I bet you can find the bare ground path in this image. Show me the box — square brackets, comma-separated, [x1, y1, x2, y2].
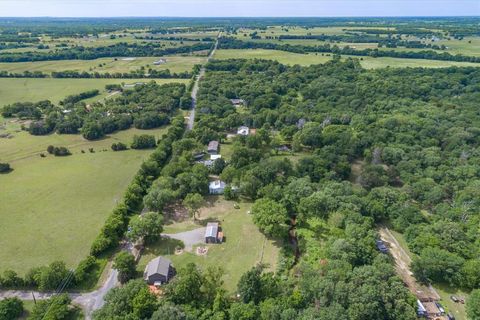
[378, 226, 440, 301]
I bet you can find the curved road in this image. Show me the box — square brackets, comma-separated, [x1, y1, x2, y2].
[0, 266, 118, 320]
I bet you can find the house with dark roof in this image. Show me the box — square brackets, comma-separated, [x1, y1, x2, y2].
[207, 141, 219, 154]
[143, 256, 175, 286]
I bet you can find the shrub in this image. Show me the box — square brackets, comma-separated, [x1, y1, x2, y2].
[82, 121, 104, 140]
[111, 142, 128, 151]
[47, 145, 55, 154]
[0, 163, 11, 173]
[131, 134, 156, 149]
[53, 147, 71, 156]
[0, 297, 23, 320]
[74, 256, 97, 284]
[30, 294, 72, 320]
[0, 270, 23, 288]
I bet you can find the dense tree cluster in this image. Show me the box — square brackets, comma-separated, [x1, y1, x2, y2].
[144, 58, 479, 318]
[90, 116, 185, 256]
[2, 82, 185, 140]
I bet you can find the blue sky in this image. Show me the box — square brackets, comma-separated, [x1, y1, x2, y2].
[0, 0, 478, 17]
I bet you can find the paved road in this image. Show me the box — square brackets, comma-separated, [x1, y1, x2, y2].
[0, 267, 118, 320]
[73, 268, 119, 319]
[187, 34, 220, 131]
[162, 227, 206, 251]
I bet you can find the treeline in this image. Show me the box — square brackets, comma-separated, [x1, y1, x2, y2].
[0, 68, 192, 79]
[90, 116, 186, 256]
[218, 37, 480, 63]
[0, 41, 213, 62]
[275, 34, 446, 50]
[60, 89, 99, 105]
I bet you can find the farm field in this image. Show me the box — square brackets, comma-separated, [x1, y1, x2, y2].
[138, 198, 280, 292]
[215, 49, 480, 68]
[0, 126, 169, 274]
[0, 78, 189, 105]
[0, 55, 206, 74]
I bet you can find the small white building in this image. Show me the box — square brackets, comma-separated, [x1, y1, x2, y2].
[210, 154, 222, 160]
[209, 180, 226, 195]
[230, 99, 245, 107]
[153, 58, 167, 65]
[237, 126, 249, 136]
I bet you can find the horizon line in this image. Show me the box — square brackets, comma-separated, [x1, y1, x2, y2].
[0, 15, 479, 18]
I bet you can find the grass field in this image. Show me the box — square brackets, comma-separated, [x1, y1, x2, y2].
[0, 78, 188, 105]
[138, 198, 280, 292]
[215, 49, 480, 69]
[0, 55, 206, 74]
[0, 126, 169, 274]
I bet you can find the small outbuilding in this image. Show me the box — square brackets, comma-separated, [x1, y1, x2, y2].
[143, 256, 175, 286]
[210, 154, 222, 160]
[207, 141, 219, 154]
[205, 222, 223, 243]
[237, 126, 249, 136]
[230, 99, 245, 107]
[209, 180, 226, 194]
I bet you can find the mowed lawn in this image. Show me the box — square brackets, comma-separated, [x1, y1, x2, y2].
[214, 49, 480, 69]
[0, 55, 206, 74]
[0, 126, 168, 274]
[138, 198, 280, 292]
[0, 78, 188, 105]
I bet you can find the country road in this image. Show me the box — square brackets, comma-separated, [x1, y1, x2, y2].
[0, 266, 118, 320]
[187, 33, 220, 131]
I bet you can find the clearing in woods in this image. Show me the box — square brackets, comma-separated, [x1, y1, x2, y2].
[137, 197, 280, 292]
[379, 226, 468, 320]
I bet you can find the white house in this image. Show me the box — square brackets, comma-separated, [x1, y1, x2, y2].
[237, 126, 249, 136]
[210, 154, 222, 160]
[209, 180, 226, 195]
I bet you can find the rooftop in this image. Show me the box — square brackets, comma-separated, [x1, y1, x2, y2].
[144, 256, 172, 278]
[205, 222, 219, 238]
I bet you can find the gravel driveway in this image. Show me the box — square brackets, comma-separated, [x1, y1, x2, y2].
[162, 227, 206, 251]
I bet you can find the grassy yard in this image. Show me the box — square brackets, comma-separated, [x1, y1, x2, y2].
[0, 55, 206, 74]
[0, 78, 188, 105]
[138, 198, 280, 292]
[0, 126, 168, 274]
[215, 49, 480, 69]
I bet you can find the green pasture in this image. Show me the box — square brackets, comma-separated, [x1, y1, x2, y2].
[0, 78, 188, 105]
[0, 126, 168, 274]
[214, 49, 480, 69]
[138, 198, 280, 292]
[0, 55, 206, 75]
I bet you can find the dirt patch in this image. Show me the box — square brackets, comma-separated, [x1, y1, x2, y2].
[163, 203, 190, 223]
